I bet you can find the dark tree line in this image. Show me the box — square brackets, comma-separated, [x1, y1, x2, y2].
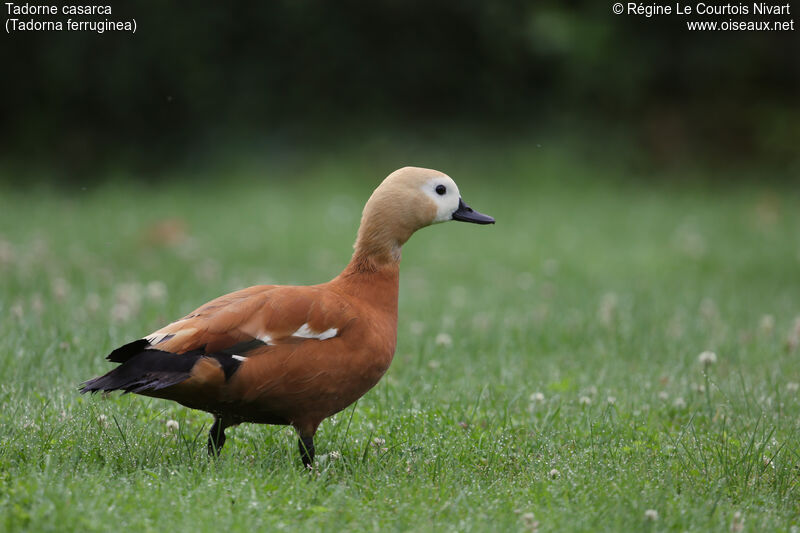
[1, 0, 796, 175]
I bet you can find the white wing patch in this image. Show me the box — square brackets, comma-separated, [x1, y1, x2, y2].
[291, 323, 338, 340]
[145, 332, 171, 346]
[292, 324, 315, 338]
[316, 328, 339, 340]
[231, 355, 246, 361]
[258, 334, 273, 345]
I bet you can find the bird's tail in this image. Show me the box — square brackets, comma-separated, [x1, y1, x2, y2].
[80, 344, 199, 394]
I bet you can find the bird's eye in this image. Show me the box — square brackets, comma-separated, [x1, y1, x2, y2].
[435, 185, 446, 196]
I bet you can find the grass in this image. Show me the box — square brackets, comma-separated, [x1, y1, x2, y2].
[1, 144, 799, 532]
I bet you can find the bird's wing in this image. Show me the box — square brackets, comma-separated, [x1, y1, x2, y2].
[82, 284, 356, 394]
[139, 284, 353, 357]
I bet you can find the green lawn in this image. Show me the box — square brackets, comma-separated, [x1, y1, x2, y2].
[1, 148, 799, 532]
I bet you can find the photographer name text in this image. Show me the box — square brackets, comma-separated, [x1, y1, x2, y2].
[623, 2, 790, 16]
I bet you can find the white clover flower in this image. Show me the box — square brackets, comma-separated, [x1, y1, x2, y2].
[673, 225, 706, 258]
[165, 419, 179, 433]
[792, 316, 800, 335]
[787, 317, 800, 352]
[548, 468, 560, 479]
[644, 509, 659, 521]
[97, 414, 109, 427]
[0, 239, 15, 265]
[146, 281, 167, 301]
[329, 450, 341, 460]
[435, 332, 453, 347]
[52, 278, 69, 300]
[787, 382, 799, 393]
[730, 511, 744, 533]
[530, 392, 545, 403]
[698, 350, 717, 365]
[673, 397, 687, 409]
[607, 396, 616, 405]
[579, 396, 592, 406]
[194, 258, 221, 282]
[85, 293, 101, 313]
[111, 303, 134, 324]
[658, 391, 669, 401]
[372, 437, 386, 447]
[598, 292, 618, 326]
[31, 294, 44, 315]
[521, 512, 539, 531]
[115, 282, 142, 307]
[759, 314, 775, 335]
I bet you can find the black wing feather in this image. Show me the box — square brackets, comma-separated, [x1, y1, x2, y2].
[106, 338, 150, 363]
[80, 346, 245, 394]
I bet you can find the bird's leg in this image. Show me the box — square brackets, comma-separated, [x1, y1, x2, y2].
[298, 436, 315, 468]
[208, 416, 227, 457]
[294, 422, 319, 468]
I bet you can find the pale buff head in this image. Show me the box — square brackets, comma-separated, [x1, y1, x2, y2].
[354, 167, 494, 262]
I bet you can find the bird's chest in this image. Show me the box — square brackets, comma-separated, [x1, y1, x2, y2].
[298, 314, 398, 416]
[336, 314, 397, 390]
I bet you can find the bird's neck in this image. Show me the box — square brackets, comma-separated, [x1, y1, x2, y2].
[333, 250, 400, 316]
[351, 200, 418, 266]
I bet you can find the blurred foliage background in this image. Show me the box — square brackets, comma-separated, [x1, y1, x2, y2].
[1, 0, 797, 180]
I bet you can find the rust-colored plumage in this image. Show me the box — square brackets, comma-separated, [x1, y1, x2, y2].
[82, 167, 494, 466]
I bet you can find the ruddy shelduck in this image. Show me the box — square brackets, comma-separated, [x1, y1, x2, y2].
[82, 167, 494, 466]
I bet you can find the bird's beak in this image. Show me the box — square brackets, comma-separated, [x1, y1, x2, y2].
[452, 198, 495, 224]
